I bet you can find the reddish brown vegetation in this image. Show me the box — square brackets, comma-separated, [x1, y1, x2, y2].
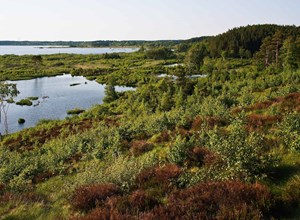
[135, 164, 182, 193]
[32, 171, 55, 184]
[248, 92, 300, 112]
[0, 183, 5, 193]
[74, 190, 159, 220]
[205, 116, 228, 128]
[73, 207, 131, 220]
[128, 190, 159, 212]
[104, 117, 119, 127]
[77, 181, 272, 220]
[107, 190, 159, 214]
[175, 127, 190, 137]
[130, 140, 154, 156]
[250, 100, 274, 111]
[191, 116, 228, 130]
[154, 130, 170, 143]
[71, 183, 120, 211]
[141, 181, 272, 220]
[246, 114, 281, 131]
[191, 116, 203, 131]
[187, 147, 219, 167]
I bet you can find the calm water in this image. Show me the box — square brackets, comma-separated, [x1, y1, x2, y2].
[0, 46, 138, 55]
[1, 74, 133, 133]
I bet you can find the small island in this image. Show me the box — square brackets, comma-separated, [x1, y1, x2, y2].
[18, 118, 25, 124]
[16, 99, 33, 106]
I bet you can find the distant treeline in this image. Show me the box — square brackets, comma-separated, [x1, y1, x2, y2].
[0, 40, 184, 48]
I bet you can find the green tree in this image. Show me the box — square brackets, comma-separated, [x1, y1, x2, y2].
[145, 47, 174, 60]
[281, 37, 300, 70]
[0, 82, 19, 134]
[103, 85, 118, 103]
[185, 43, 208, 72]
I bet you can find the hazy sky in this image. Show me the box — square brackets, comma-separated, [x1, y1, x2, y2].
[0, 0, 299, 41]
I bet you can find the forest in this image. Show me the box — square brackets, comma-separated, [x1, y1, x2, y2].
[0, 24, 300, 219]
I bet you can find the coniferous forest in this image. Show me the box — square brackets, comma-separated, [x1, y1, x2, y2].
[0, 24, 300, 219]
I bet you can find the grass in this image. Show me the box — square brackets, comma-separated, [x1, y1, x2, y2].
[67, 108, 85, 115]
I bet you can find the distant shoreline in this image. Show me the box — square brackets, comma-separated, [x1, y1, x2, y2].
[0, 45, 141, 49]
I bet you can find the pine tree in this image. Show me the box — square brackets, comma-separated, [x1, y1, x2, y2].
[103, 85, 118, 103]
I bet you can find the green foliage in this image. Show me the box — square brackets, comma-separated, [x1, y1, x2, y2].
[185, 42, 208, 72]
[207, 119, 279, 181]
[278, 113, 300, 152]
[0, 24, 300, 219]
[103, 85, 118, 103]
[167, 136, 190, 165]
[145, 47, 175, 60]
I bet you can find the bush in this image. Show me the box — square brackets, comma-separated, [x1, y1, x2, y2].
[130, 140, 154, 156]
[135, 164, 182, 193]
[74, 207, 130, 220]
[278, 113, 300, 152]
[141, 181, 272, 220]
[187, 147, 218, 167]
[71, 183, 120, 211]
[246, 114, 281, 131]
[128, 190, 159, 212]
[145, 47, 174, 60]
[167, 136, 190, 165]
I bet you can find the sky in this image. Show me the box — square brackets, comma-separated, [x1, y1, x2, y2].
[0, 0, 299, 41]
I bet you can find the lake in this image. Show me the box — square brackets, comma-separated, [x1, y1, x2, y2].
[1, 74, 134, 134]
[0, 46, 138, 55]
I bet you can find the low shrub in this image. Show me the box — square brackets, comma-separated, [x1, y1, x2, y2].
[130, 140, 154, 156]
[247, 114, 281, 131]
[135, 164, 182, 192]
[187, 147, 218, 167]
[128, 190, 159, 212]
[74, 207, 130, 220]
[191, 116, 203, 131]
[141, 181, 272, 220]
[71, 183, 121, 211]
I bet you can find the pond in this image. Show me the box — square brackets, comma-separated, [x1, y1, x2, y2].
[1, 74, 134, 133]
[0, 46, 138, 55]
